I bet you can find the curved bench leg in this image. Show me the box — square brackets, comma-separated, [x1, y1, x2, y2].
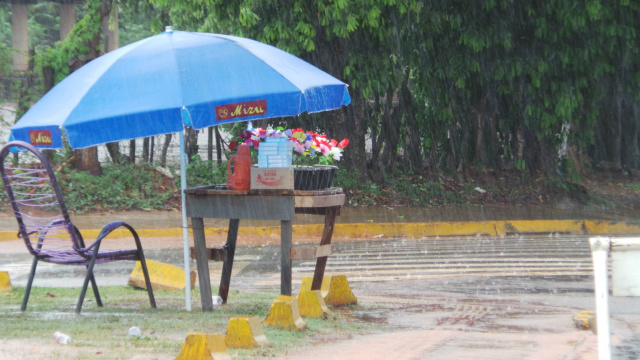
[127, 224, 156, 309]
[21, 257, 38, 311]
[77, 246, 100, 314]
[138, 255, 156, 308]
[87, 268, 102, 307]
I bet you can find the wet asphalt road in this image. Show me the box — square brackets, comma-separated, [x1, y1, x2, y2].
[2, 234, 640, 359]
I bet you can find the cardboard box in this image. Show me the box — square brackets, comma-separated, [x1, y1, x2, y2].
[251, 167, 294, 190]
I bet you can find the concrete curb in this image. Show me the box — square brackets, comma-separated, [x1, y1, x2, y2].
[1, 219, 639, 242]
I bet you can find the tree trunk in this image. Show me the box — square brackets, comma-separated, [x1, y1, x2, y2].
[207, 127, 213, 162]
[633, 101, 640, 169]
[380, 86, 401, 173]
[67, 0, 114, 174]
[621, 97, 640, 169]
[613, 74, 623, 168]
[160, 134, 172, 167]
[149, 136, 155, 163]
[129, 139, 136, 163]
[142, 138, 150, 163]
[369, 95, 383, 176]
[185, 128, 199, 160]
[215, 126, 223, 163]
[342, 94, 368, 179]
[475, 111, 484, 165]
[446, 101, 459, 171]
[459, 116, 470, 175]
[399, 77, 423, 174]
[72, 147, 101, 176]
[105, 142, 123, 164]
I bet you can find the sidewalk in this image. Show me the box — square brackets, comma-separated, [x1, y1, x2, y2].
[1, 205, 640, 244]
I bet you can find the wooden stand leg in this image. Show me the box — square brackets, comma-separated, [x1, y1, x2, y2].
[219, 219, 239, 304]
[281, 220, 293, 296]
[192, 217, 213, 311]
[311, 207, 338, 291]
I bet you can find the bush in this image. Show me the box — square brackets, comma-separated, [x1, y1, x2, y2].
[170, 155, 227, 189]
[57, 163, 175, 213]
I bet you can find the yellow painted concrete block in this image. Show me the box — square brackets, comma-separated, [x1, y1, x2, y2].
[128, 259, 196, 291]
[300, 277, 330, 298]
[324, 275, 358, 306]
[225, 316, 269, 348]
[573, 310, 595, 330]
[262, 295, 306, 330]
[297, 290, 331, 318]
[0, 271, 11, 293]
[584, 220, 640, 235]
[300, 275, 357, 306]
[174, 333, 230, 360]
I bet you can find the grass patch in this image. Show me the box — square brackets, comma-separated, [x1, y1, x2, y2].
[0, 286, 384, 359]
[625, 183, 640, 192]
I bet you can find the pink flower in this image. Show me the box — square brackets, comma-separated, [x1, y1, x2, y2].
[319, 144, 330, 156]
[294, 143, 305, 153]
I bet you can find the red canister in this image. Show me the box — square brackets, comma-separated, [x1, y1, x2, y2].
[227, 144, 252, 190]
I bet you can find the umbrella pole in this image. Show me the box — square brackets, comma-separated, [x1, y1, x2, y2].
[179, 130, 192, 311]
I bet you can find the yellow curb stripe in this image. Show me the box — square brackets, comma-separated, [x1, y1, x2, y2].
[1, 220, 639, 242]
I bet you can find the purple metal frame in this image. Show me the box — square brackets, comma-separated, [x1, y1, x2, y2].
[0, 141, 156, 313]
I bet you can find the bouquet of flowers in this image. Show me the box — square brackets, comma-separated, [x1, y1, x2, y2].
[228, 126, 348, 165]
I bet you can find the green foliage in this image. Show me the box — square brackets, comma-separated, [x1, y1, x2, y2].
[4, 0, 640, 196]
[171, 155, 227, 188]
[38, 0, 104, 84]
[119, 0, 162, 45]
[335, 168, 377, 206]
[57, 162, 174, 213]
[388, 175, 460, 206]
[0, 4, 11, 77]
[626, 183, 640, 192]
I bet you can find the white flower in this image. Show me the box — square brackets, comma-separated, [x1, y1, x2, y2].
[329, 147, 343, 161]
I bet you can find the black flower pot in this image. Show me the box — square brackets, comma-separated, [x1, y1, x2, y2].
[293, 165, 338, 190]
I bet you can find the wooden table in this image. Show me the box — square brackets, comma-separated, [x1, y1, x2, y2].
[185, 186, 345, 311]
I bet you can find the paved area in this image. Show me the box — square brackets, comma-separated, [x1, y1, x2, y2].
[2, 206, 640, 359]
[3, 231, 640, 359]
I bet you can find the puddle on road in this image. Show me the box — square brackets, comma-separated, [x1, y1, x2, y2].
[333, 307, 389, 325]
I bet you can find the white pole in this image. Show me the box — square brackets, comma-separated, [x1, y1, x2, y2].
[179, 130, 192, 311]
[590, 237, 611, 360]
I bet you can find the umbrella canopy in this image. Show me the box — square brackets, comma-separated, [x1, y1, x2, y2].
[10, 28, 350, 311]
[11, 29, 350, 149]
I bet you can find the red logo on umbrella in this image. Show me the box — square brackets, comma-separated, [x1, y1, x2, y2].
[216, 100, 267, 121]
[29, 130, 53, 145]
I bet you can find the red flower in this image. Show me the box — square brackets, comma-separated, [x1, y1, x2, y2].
[228, 141, 239, 150]
[338, 138, 349, 149]
[252, 139, 260, 149]
[329, 139, 338, 147]
[239, 130, 252, 140]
